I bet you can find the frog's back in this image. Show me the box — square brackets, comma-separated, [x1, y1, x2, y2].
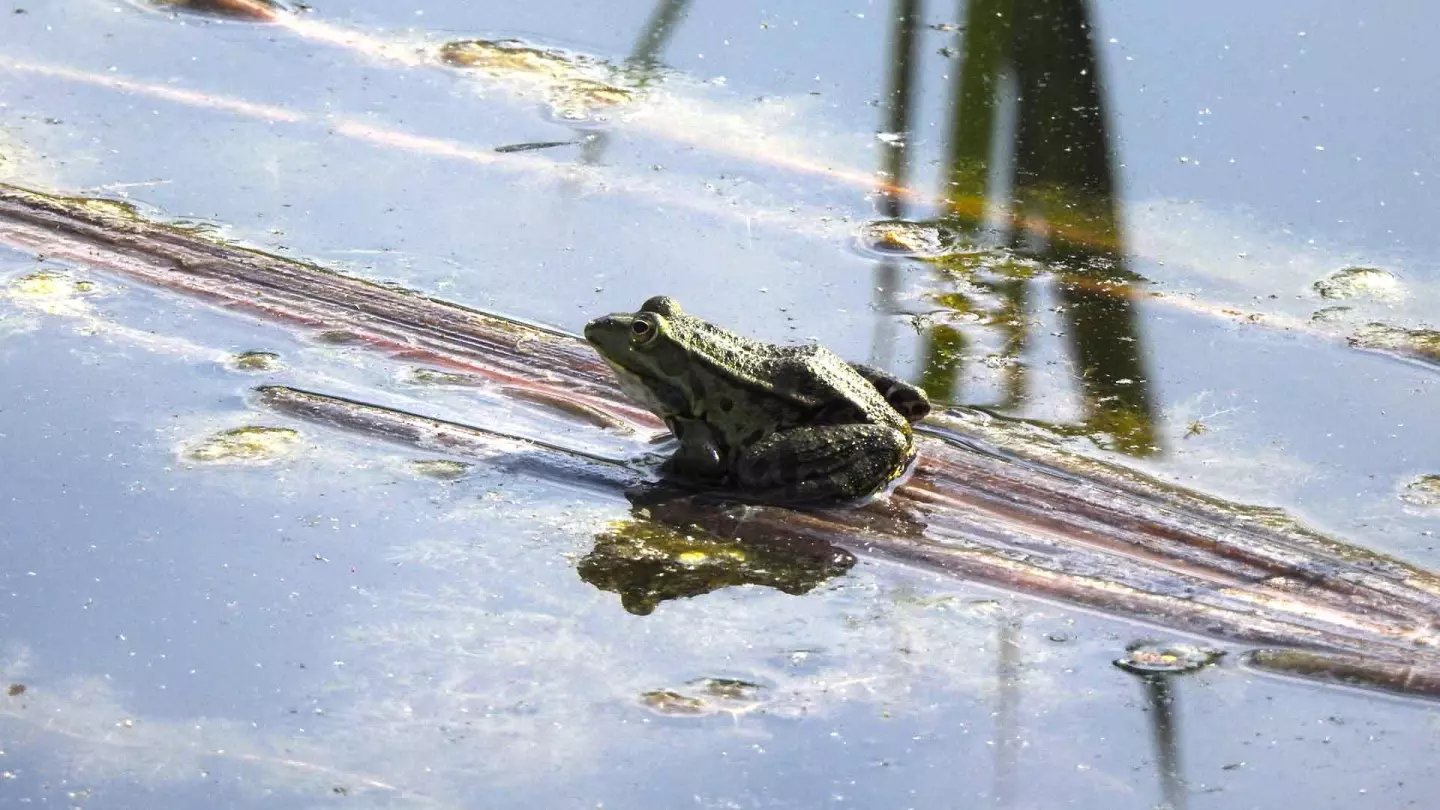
[680, 320, 901, 427]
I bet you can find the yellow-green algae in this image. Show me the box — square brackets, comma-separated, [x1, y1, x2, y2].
[408, 459, 474, 480]
[1401, 474, 1440, 508]
[229, 350, 283, 372]
[7, 270, 100, 318]
[1313, 266, 1406, 301]
[437, 39, 634, 120]
[186, 426, 299, 464]
[639, 678, 767, 717]
[1348, 323, 1440, 364]
[10, 270, 97, 298]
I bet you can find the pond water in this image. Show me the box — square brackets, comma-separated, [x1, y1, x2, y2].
[1, 1, 1437, 807]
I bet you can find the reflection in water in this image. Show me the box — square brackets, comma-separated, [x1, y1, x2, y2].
[992, 612, 1021, 808]
[879, 0, 1160, 455]
[576, 500, 855, 615]
[870, 0, 922, 372]
[580, 0, 692, 166]
[1136, 675, 1187, 810]
[1113, 641, 1224, 810]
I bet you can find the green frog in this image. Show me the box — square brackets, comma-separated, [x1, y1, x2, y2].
[584, 296, 930, 502]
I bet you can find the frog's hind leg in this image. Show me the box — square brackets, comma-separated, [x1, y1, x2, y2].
[734, 424, 914, 502]
[847, 363, 932, 424]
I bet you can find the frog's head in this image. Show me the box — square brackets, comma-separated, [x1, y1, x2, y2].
[584, 296, 695, 416]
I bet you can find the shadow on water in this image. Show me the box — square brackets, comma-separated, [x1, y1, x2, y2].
[876, 0, 1160, 456]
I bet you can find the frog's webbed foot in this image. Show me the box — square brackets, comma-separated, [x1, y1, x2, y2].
[734, 424, 914, 502]
[848, 362, 931, 424]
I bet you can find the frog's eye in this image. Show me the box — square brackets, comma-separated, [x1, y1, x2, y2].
[630, 316, 659, 345]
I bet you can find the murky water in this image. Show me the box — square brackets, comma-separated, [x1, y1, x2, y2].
[2, 1, 1437, 807]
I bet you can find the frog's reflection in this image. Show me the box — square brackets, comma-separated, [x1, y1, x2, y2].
[577, 492, 856, 615]
[876, 0, 1160, 456]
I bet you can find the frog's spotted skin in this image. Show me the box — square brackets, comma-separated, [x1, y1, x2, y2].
[584, 296, 930, 502]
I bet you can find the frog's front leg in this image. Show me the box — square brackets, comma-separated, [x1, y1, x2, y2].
[659, 416, 728, 483]
[733, 424, 914, 502]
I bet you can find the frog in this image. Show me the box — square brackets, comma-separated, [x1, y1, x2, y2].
[583, 296, 930, 502]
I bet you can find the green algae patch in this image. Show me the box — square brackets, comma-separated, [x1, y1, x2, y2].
[1313, 266, 1405, 302]
[1401, 475, 1440, 508]
[408, 459, 474, 480]
[229, 350, 284, 372]
[7, 270, 101, 317]
[1309, 305, 1353, 324]
[1348, 323, 1440, 365]
[857, 219, 957, 258]
[639, 690, 707, 716]
[439, 39, 586, 76]
[11, 270, 97, 299]
[186, 426, 299, 464]
[639, 677, 768, 718]
[438, 39, 634, 121]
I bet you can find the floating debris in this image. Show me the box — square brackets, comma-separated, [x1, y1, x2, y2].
[494, 140, 578, 154]
[6, 684, 24, 697]
[313, 330, 364, 345]
[1114, 641, 1223, 675]
[186, 426, 299, 464]
[1242, 649, 1440, 697]
[143, 0, 284, 21]
[408, 459, 474, 480]
[405, 367, 482, 386]
[229, 350, 283, 372]
[1348, 323, 1440, 365]
[1313, 266, 1405, 301]
[1401, 475, 1440, 508]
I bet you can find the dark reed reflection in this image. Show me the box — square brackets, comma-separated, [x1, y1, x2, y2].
[1130, 673, 1189, 810]
[878, 0, 1160, 456]
[580, 0, 692, 166]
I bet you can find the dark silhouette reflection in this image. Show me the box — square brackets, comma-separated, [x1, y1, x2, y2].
[870, 0, 923, 372]
[1134, 675, 1188, 810]
[1113, 642, 1218, 809]
[879, 0, 1160, 455]
[580, 0, 692, 166]
[577, 493, 856, 615]
[992, 612, 1021, 808]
